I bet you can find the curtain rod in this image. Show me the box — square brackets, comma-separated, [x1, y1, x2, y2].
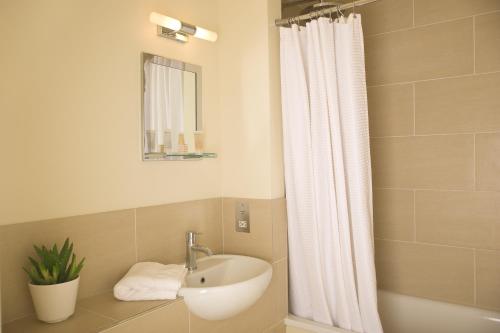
[275, 0, 377, 26]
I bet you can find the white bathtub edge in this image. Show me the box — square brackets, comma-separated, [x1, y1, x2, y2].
[285, 315, 354, 333]
[286, 291, 500, 333]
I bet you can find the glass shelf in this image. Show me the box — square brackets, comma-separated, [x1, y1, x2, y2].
[144, 152, 217, 161]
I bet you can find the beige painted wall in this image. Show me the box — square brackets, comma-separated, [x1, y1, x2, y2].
[217, 0, 284, 200]
[0, 0, 284, 226]
[0, 0, 221, 225]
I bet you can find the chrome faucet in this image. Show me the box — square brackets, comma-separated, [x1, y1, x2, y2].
[185, 231, 213, 271]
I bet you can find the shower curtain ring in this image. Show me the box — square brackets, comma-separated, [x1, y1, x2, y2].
[336, 4, 345, 19]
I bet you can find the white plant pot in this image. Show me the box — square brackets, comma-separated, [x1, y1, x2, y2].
[28, 277, 80, 323]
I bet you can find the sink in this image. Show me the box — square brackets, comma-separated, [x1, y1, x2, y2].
[178, 254, 272, 320]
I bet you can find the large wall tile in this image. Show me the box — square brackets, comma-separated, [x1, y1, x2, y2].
[354, 0, 413, 36]
[375, 240, 474, 305]
[476, 250, 500, 311]
[368, 84, 414, 137]
[223, 198, 273, 262]
[274, 259, 288, 320]
[1, 210, 136, 323]
[415, 72, 500, 134]
[135, 199, 222, 264]
[78, 292, 172, 322]
[263, 321, 286, 333]
[475, 12, 500, 73]
[272, 198, 288, 262]
[373, 189, 414, 241]
[365, 19, 473, 85]
[414, 0, 500, 26]
[371, 135, 474, 190]
[102, 301, 189, 333]
[416, 190, 500, 249]
[476, 133, 500, 191]
[2, 308, 115, 333]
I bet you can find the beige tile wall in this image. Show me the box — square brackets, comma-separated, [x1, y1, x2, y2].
[364, 0, 500, 311]
[1, 210, 138, 323]
[0, 197, 288, 332]
[102, 301, 190, 333]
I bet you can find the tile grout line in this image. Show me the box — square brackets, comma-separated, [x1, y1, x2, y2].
[367, 15, 468, 38]
[134, 209, 138, 262]
[374, 237, 483, 251]
[473, 134, 477, 191]
[473, 248, 477, 305]
[221, 198, 225, 255]
[77, 307, 117, 322]
[412, 0, 415, 27]
[275, 256, 287, 265]
[413, 189, 417, 242]
[271, 200, 275, 261]
[412, 83, 416, 135]
[367, 69, 500, 89]
[88, 300, 183, 332]
[371, 130, 500, 139]
[265, 320, 288, 332]
[373, 187, 500, 193]
[473, 15, 476, 74]
[366, 9, 500, 39]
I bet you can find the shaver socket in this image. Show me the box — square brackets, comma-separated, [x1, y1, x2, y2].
[235, 201, 250, 233]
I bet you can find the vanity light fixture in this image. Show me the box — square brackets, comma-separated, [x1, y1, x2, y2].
[150, 12, 218, 43]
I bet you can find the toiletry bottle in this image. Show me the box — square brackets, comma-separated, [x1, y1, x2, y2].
[177, 133, 188, 153]
[194, 131, 204, 153]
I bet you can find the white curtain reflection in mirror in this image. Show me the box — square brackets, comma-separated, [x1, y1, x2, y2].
[143, 59, 185, 154]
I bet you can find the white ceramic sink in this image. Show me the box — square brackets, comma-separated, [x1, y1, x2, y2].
[178, 254, 272, 320]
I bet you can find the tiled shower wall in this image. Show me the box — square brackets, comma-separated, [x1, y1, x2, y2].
[0, 197, 288, 332]
[361, 0, 500, 311]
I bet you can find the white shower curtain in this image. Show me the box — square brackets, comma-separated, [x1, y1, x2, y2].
[280, 15, 383, 333]
[143, 61, 185, 153]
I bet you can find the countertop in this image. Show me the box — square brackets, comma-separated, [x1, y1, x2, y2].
[2, 292, 181, 333]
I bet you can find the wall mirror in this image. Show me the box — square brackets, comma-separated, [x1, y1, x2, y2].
[142, 53, 215, 161]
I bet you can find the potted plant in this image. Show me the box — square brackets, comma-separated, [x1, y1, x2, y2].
[23, 238, 85, 323]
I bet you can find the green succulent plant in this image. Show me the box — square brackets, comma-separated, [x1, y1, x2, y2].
[23, 238, 85, 285]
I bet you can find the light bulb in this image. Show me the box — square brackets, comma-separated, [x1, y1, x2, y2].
[175, 33, 188, 43]
[194, 26, 218, 42]
[149, 12, 182, 31]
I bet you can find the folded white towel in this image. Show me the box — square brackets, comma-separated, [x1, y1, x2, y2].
[113, 262, 187, 301]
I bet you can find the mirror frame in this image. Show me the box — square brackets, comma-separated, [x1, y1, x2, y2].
[141, 52, 202, 161]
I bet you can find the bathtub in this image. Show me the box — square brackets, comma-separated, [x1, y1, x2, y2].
[285, 290, 500, 333]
